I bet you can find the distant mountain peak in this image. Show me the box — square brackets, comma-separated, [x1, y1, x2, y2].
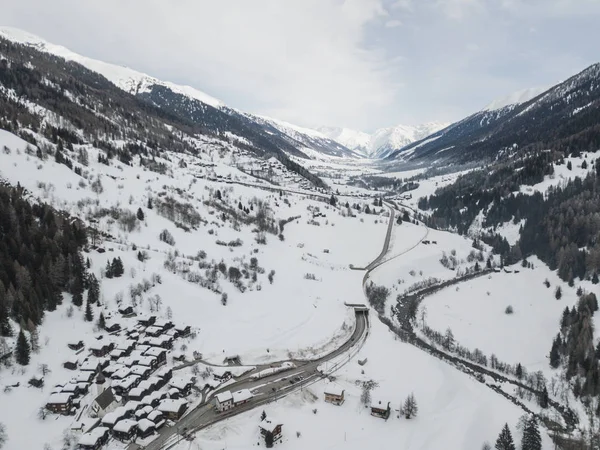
[318, 122, 449, 158]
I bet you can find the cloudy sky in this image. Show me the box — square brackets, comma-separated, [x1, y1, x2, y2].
[4, 0, 600, 131]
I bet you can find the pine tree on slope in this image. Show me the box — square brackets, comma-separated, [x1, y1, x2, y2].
[87, 274, 100, 305]
[521, 416, 542, 450]
[16, 328, 31, 366]
[84, 299, 93, 322]
[495, 423, 515, 450]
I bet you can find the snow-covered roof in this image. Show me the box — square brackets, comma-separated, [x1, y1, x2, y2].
[324, 386, 344, 397]
[130, 365, 151, 376]
[232, 389, 253, 403]
[145, 325, 163, 335]
[137, 356, 157, 367]
[47, 393, 72, 404]
[123, 400, 141, 412]
[143, 347, 166, 357]
[79, 359, 100, 371]
[112, 367, 132, 379]
[370, 399, 389, 409]
[78, 427, 108, 445]
[215, 391, 233, 403]
[147, 410, 163, 422]
[259, 416, 282, 432]
[158, 398, 187, 413]
[169, 376, 193, 390]
[113, 419, 137, 433]
[137, 418, 155, 432]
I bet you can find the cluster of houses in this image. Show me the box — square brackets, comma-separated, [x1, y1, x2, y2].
[44, 314, 194, 448]
[323, 386, 390, 419]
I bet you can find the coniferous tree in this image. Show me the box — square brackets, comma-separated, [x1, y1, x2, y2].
[84, 299, 93, 322]
[105, 260, 113, 279]
[111, 258, 124, 278]
[98, 312, 106, 330]
[555, 286, 562, 300]
[0, 297, 12, 337]
[549, 334, 561, 368]
[264, 430, 274, 448]
[137, 207, 145, 221]
[593, 272, 599, 285]
[403, 393, 418, 419]
[147, 197, 153, 209]
[539, 386, 549, 409]
[521, 416, 542, 450]
[87, 274, 100, 305]
[567, 160, 572, 170]
[515, 363, 523, 380]
[71, 276, 83, 307]
[16, 328, 31, 366]
[495, 423, 515, 450]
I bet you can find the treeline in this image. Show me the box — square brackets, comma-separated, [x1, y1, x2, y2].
[0, 182, 87, 333]
[420, 155, 600, 282]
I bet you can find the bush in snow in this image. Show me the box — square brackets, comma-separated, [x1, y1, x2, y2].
[159, 229, 176, 246]
[505, 305, 514, 314]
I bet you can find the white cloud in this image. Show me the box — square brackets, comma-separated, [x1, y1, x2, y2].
[385, 19, 403, 28]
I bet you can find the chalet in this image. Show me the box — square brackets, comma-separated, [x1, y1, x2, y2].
[213, 369, 233, 382]
[135, 405, 153, 420]
[129, 365, 152, 380]
[126, 387, 147, 402]
[118, 355, 141, 368]
[28, 375, 44, 388]
[158, 398, 188, 420]
[89, 342, 113, 358]
[143, 347, 167, 366]
[172, 351, 187, 363]
[370, 399, 391, 419]
[112, 419, 138, 442]
[138, 377, 160, 392]
[153, 319, 174, 330]
[224, 355, 241, 365]
[137, 315, 156, 327]
[147, 410, 166, 429]
[64, 356, 79, 370]
[114, 341, 136, 359]
[110, 349, 125, 361]
[215, 391, 233, 412]
[137, 355, 158, 370]
[80, 359, 102, 374]
[112, 367, 133, 380]
[46, 393, 73, 415]
[68, 340, 85, 351]
[324, 387, 345, 405]
[259, 416, 283, 441]
[155, 367, 173, 385]
[143, 336, 173, 350]
[61, 382, 82, 397]
[103, 362, 125, 378]
[166, 328, 178, 340]
[169, 376, 194, 396]
[90, 386, 118, 418]
[144, 326, 163, 337]
[102, 406, 132, 428]
[123, 401, 142, 416]
[137, 418, 156, 439]
[112, 375, 141, 396]
[78, 426, 110, 450]
[104, 321, 121, 333]
[118, 306, 135, 317]
[232, 389, 253, 407]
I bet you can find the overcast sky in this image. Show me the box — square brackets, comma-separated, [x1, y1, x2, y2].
[4, 0, 600, 131]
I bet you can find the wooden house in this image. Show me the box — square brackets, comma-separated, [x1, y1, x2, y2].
[102, 406, 132, 428]
[136, 418, 156, 439]
[129, 365, 152, 380]
[370, 399, 390, 419]
[46, 393, 73, 415]
[147, 410, 166, 429]
[144, 326, 163, 337]
[143, 347, 167, 366]
[174, 325, 191, 338]
[28, 375, 44, 388]
[89, 342, 113, 358]
[126, 387, 147, 402]
[118, 306, 135, 317]
[61, 382, 82, 397]
[259, 416, 283, 441]
[77, 426, 110, 450]
[213, 369, 233, 382]
[157, 398, 188, 421]
[215, 391, 233, 412]
[137, 316, 156, 327]
[64, 356, 79, 370]
[169, 376, 194, 397]
[155, 367, 173, 385]
[104, 321, 121, 333]
[80, 359, 102, 374]
[68, 340, 84, 351]
[134, 405, 153, 421]
[112, 419, 138, 442]
[112, 375, 141, 396]
[324, 387, 345, 405]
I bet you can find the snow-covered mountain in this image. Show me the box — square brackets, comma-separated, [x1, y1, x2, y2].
[318, 122, 449, 159]
[0, 27, 358, 160]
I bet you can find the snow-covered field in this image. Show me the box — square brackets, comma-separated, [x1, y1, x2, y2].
[420, 257, 585, 375]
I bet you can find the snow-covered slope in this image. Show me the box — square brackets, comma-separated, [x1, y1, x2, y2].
[483, 86, 549, 112]
[318, 122, 449, 159]
[0, 27, 224, 108]
[0, 26, 360, 160]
